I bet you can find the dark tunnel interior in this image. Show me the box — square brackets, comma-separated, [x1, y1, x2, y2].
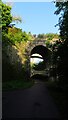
[30, 45, 51, 60]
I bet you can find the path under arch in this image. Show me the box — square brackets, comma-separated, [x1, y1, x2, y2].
[30, 45, 51, 77]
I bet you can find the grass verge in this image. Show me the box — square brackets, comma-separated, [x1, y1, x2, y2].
[2, 79, 34, 91]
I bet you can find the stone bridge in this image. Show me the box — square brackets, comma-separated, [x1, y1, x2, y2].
[25, 39, 52, 77]
[30, 69, 50, 77]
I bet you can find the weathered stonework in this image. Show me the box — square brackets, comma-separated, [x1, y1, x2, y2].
[25, 39, 52, 77]
[3, 39, 52, 79]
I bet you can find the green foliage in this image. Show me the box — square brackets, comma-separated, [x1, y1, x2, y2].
[1, 1, 12, 31]
[1, 1, 32, 44]
[31, 61, 46, 70]
[54, 2, 68, 81]
[2, 1, 33, 83]
[37, 34, 45, 39]
[44, 33, 59, 49]
[7, 27, 23, 44]
[3, 79, 34, 91]
[2, 32, 11, 46]
[22, 31, 32, 41]
[37, 33, 59, 41]
[45, 33, 59, 40]
[6, 28, 32, 44]
[46, 33, 54, 40]
[54, 2, 68, 41]
[45, 40, 52, 48]
[1, 1, 22, 31]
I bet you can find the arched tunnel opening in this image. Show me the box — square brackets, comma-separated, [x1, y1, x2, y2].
[31, 74, 49, 82]
[30, 45, 51, 81]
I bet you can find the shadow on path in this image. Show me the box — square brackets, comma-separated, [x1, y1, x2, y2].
[2, 79, 61, 119]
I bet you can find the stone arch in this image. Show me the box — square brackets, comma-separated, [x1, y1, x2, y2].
[31, 45, 50, 60]
[25, 39, 52, 77]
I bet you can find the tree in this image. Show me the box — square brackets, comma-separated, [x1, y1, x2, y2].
[53, 1, 68, 86]
[54, 1, 68, 68]
[54, 2, 68, 41]
[37, 34, 45, 39]
[1, 1, 12, 32]
[1, 1, 22, 32]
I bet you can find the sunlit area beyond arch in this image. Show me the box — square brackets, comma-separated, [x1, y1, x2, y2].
[30, 45, 51, 77]
[30, 53, 43, 64]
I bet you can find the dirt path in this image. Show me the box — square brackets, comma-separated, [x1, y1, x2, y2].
[2, 80, 61, 119]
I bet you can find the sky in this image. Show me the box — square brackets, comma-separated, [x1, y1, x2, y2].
[11, 2, 60, 35]
[31, 58, 43, 64]
[30, 54, 43, 64]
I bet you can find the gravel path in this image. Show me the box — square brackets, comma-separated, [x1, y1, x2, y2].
[2, 80, 61, 119]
